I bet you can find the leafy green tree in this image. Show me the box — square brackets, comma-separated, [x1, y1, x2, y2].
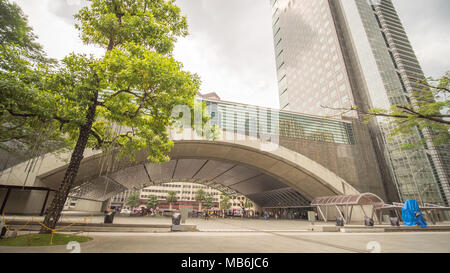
[146, 195, 159, 209]
[0, 0, 66, 160]
[27, 0, 200, 233]
[322, 72, 449, 149]
[166, 190, 178, 210]
[195, 188, 205, 211]
[125, 192, 140, 209]
[0, 0, 45, 60]
[203, 193, 214, 210]
[238, 197, 253, 217]
[219, 194, 231, 218]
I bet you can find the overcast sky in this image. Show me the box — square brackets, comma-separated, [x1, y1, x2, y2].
[12, 0, 450, 109]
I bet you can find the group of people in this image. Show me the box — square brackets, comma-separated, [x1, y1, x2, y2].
[263, 210, 281, 220]
[113, 206, 160, 216]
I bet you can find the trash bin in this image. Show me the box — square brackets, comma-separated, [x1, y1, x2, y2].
[171, 212, 182, 231]
[364, 216, 374, 227]
[172, 212, 181, 225]
[389, 217, 400, 227]
[336, 217, 344, 226]
[307, 211, 316, 222]
[104, 211, 115, 224]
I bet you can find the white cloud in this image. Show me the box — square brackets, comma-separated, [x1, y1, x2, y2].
[12, 0, 449, 110]
[13, 0, 103, 60]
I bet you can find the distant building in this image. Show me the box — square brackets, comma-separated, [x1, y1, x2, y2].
[197, 92, 221, 101]
[109, 182, 253, 213]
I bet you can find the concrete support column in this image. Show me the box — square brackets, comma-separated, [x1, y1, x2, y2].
[0, 188, 11, 215]
[40, 190, 51, 216]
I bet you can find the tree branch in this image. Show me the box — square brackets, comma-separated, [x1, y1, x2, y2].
[6, 109, 70, 129]
[416, 80, 450, 93]
[320, 105, 450, 125]
[6, 109, 36, 118]
[89, 129, 104, 148]
[396, 106, 450, 125]
[104, 89, 143, 101]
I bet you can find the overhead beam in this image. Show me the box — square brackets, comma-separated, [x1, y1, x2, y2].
[191, 160, 209, 179]
[142, 163, 154, 185]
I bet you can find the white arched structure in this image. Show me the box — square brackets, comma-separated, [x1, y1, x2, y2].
[0, 133, 361, 212]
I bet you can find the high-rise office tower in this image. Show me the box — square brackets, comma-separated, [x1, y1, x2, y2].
[270, 0, 449, 206]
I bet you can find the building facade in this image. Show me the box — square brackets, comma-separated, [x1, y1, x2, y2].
[109, 182, 252, 213]
[270, 0, 449, 206]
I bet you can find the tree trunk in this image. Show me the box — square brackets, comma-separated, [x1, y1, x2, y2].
[40, 93, 98, 234]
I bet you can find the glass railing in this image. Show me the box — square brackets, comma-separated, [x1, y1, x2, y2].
[203, 99, 355, 145]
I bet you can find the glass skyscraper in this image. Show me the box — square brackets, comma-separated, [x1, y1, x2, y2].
[270, 0, 449, 206]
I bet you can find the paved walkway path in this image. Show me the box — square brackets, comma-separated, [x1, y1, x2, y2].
[1, 231, 449, 253]
[2, 215, 450, 253]
[3, 214, 318, 231]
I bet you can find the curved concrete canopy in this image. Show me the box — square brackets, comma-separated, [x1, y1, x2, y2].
[0, 137, 360, 207]
[168, 140, 360, 200]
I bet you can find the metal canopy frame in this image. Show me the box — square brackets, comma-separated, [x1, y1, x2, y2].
[311, 193, 385, 224]
[374, 202, 450, 225]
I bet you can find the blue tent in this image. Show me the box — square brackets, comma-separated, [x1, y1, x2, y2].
[401, 200, 427, 228]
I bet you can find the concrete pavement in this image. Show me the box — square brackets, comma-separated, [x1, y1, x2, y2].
[2, 215, 449, 253]
[1, 231, 449, 253]
[1, 216, 450, 253]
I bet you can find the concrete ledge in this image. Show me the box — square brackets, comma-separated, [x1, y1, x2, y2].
[308, 224, 450, 233]
[340, 227, 385, 233]
[309, 225, 341, 232]
[383, 226, 450, 232]
[6, 221, 197, 233]
[176, 225, 198, 232]
[199, 229, 309, 232]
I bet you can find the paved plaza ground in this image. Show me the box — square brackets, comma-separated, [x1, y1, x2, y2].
[1, 214, 450, 253]
[1, 231, 449, 253]
[3, 213, 322, 231]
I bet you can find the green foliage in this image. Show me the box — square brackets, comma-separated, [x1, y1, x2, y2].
[74, 0, 188, 53]
[241, 197, 253, 209]
[194, 188, 205, 203]
[171, 99, 221, 141]
[146, 195, 159, 208]
[0, 0, 44, 58]
[192, 100, 221, 140]
[125, 192, 141, 208]
[0, 233, 92, 246]
[1, 0, 202, 165]
[352, 72, 450, 150]
[0, 0, 206, 231]
[0, 0, 66, 158]
[166, 190, 178, 204]
[94, 42, 201, 162]
[219, 194, 231, 211]
[203, 193, 214, 210]
[382, 73, 449, 149]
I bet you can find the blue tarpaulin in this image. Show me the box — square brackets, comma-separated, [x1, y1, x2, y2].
[401, 200, 427, 228]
